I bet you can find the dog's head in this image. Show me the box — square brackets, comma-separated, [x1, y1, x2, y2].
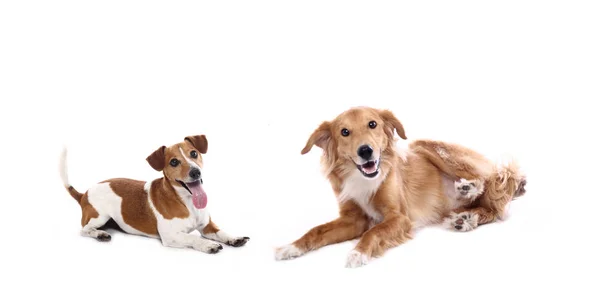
[301, 107, 407, 179]
[145, 135, 209, 208]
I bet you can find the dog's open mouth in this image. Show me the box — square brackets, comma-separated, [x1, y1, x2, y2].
[176, 180, 208, 209]
[356, 160, 380, 178]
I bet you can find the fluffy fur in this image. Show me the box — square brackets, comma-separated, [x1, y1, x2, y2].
[275, 106, 526, 268]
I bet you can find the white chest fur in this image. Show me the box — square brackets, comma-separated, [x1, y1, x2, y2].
[177, 192, 210, 232]
[145, 181, 210, 235]
[338, 170, 385, 224]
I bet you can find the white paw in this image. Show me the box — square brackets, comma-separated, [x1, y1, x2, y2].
[345, 250, 370, 268]
[455, 178, 484, 199]
[193, 240, 223, 254]
[275, 244, 304, 261]
[444, 211, 479, 232]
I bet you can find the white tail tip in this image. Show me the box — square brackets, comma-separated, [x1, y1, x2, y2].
[59, 146, 70, 189]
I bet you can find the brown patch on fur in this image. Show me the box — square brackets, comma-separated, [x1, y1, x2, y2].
[185, 135, 208, 154]
[150, 178, 190, 220]
[62, 182, 99, 227]
[106, 178, 159, 236]
[80, 191, 99, 227]
[146, 146, 166, 171]
[68, 186, 83, 203]
[202, 217, 220, 234]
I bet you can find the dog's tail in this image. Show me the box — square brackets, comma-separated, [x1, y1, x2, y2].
[59, 146, 83, 203]
[491, 156, 527, 199]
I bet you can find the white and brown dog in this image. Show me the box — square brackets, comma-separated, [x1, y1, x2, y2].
[59, 135, 250, 253]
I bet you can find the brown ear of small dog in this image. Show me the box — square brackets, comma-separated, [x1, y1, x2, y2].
[146, 145, 166, 171]
[379, 109, 407, 140]
[301, 121, 331, 155]
[185, 135, 208, 154]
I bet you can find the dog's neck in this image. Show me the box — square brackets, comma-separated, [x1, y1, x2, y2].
[336, 144, 407, 204]
[149, 177, 193, 208]
[337, 170, 387, 204]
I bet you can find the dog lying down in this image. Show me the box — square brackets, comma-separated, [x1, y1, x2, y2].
[59, 135, 250, 253]
[275, 106, 526, 268]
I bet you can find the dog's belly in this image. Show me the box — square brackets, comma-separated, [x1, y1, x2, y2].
[408, 175, 466, 229]
[441, 175, 464, 210]
[409, 195, 445, 229]
[407, 177, 453, 229]
[87, 183, 158, 238]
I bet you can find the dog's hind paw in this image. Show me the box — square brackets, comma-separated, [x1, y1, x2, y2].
[444, 212, 479, 232]
[95, 231, 112, 242]
[455, 178, 484, 199]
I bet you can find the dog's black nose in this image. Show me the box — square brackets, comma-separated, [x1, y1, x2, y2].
[189, 168, 201, 180]
[357, 145, 373, 160]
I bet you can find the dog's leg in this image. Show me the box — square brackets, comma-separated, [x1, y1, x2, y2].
[81, 215, 112, 242]
[160, 232, 223, 254]
[454, 178, 484, 200]
[411, 141, 490, 181]
[443, 211, 479, 232]
[346, 215, 412, 268]
[465, 206, 497, 225]
[275, 215, 368, 261]
[200, 217, 250, 247]
[444, 207, 496, 232]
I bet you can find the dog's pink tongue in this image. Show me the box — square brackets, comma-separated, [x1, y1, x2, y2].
[190, 184, 207, 209]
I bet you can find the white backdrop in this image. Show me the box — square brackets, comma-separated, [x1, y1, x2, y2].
[1, 1, 599, 292]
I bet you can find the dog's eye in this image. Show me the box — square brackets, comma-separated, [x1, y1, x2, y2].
[368, 121, 377, 129]
[170, 159, 180, 167]
[190, 150, 198, 158]
[341, 128, 350, 137]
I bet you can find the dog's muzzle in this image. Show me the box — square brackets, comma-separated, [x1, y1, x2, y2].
[356, 159, 381, 178]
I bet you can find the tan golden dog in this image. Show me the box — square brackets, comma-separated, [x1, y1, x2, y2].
[274, 107, 526, 268]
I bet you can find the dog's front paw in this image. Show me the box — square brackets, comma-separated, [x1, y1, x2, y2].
[194, 240, 224, 254]
[228, 236, 250, 247]
[345, 250, 370, 268]
[275, 244, 303, 261]
[444, 212, 479, 232]
[455, 178, 484, 199]
[95, 231, 112, 242]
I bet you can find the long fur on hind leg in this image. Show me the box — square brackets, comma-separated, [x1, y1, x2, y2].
[409, 139, 494, 181]
[447, 159, 527, 229]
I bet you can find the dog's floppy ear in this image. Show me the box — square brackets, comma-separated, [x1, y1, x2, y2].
[379, 109, 407, 140]
[146, 146, 166, 171]
[301, 121, 332, 155]
[185, 135, 208, 154]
